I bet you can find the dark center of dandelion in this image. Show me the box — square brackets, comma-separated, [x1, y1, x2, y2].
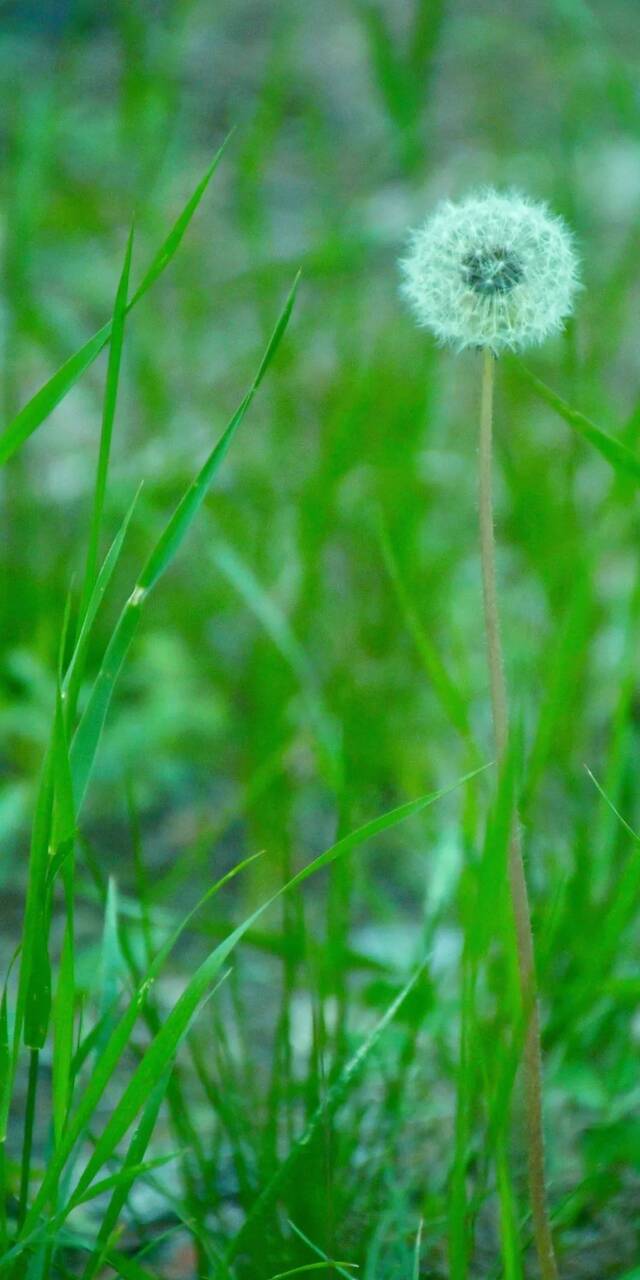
[461, 247, 524, 296]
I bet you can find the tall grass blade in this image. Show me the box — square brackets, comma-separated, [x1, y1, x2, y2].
[79, 1074, 170, 1280]
[0, 137, 231, 467]
[226, 960, 429, 1263]
[16, 769, 479, 1253]
[69, 275, 300, 812]
[79, 225, 134, 616]
[63, 485, 142, 722]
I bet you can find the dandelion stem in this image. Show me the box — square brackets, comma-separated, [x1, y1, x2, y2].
[478, 347, 558, 1280]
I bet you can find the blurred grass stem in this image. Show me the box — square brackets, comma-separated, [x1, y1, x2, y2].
[17, 1049, 39, 1229]
[478, 347, 558, 1280]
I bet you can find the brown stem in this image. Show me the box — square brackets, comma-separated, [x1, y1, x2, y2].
[478, 346, 558, 1280]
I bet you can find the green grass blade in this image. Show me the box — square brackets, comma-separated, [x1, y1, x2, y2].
[62, 485, 142, 722]
[448, 953, 475, 1280]
[51, 682, 76, 855]
[16, 854, 263, 1244]
[285, 765, 486, 890]
[69, 275, 299, 812]
[0, 137, 231, 467]
[73, 1150, 179, 1210]
[266, 1265, 357, 1280]
[355, 1, 415, 128]
[128, 132, 234, 308]
[514, 360, 640, 484]
[102, 1251, 158, 1280]
[79, 1075, 170, 1280]
[0, 325, 110, 467]
[79, 225, 134, 616]
[16, 984, 153, 1245]
[138, 272, 299, 594]
[17, 768, 477, 1251]
[14, 673, 75, 1048]
[69, 586, 142, 811]
[95, 879, 123, 1058]
[496, 1131, 524, 1280]
[16, 748, 54, 1050]
[0, 970, 12, 1145]
[52, 921, 75, 1146]
[68, 968, 229, 1206]
[288, 1221, 357, 1280]
[412, 1219, 424, 1280]
[226, 960, 429, 1264]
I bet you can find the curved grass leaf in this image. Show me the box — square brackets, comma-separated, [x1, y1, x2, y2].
[10, 854, 263, 1255]
[288, 1221, 357, 1280]
[515, 360, 640, 485]
[0, 137, 231, 467]
[79, 1076, 173, 1280]
[69, 274, 300, 813]
[15, 767, 482, 1254]
[102, 1251, 158, 1280]
[226, 959, 429, 1264]
[268, 1263, 357, 1280]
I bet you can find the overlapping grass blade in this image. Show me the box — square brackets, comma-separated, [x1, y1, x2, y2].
[68, 968, 230, 1208]
[79, 1074, 171, 1280]
[288, 1221, 357, 1280]
[63, 485, 142, 721]
[15, 768, 481, 1255]
[95, 879, 123, 1058]
[225, 959, 429, 1264]
[0, 137, 231, 467]
[13, 854, 261, 1249]
[102, 1251, 158, 1280]
[496, 1131, 524, 1280]
[73, 1150, 179, 1210]
[69, 274, 300, 812]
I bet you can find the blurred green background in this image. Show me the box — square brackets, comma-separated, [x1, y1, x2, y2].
[3, 0, 639, 874]
[3, 0, 640, 1274]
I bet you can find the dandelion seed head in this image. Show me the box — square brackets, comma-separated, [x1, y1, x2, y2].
[399, 188, 580, 353]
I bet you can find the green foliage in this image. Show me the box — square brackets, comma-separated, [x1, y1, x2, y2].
[2, 2, 640, 1277]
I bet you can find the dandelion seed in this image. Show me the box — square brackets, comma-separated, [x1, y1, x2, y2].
[400, 188, 580, 353]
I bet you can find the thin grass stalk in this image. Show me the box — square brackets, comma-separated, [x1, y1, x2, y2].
[17, 1049, 39, 1229]
[0, 1143, 7, 1252]
[78, 227, 133, 622]
[477, 347, 558, 1280]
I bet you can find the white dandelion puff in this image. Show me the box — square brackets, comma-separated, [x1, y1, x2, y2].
[400, 188, 580, 353]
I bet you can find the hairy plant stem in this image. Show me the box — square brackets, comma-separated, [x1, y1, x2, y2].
[478, 347, 558, 1280]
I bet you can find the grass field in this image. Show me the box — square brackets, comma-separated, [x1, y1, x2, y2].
[2, 1, 640, 1277]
